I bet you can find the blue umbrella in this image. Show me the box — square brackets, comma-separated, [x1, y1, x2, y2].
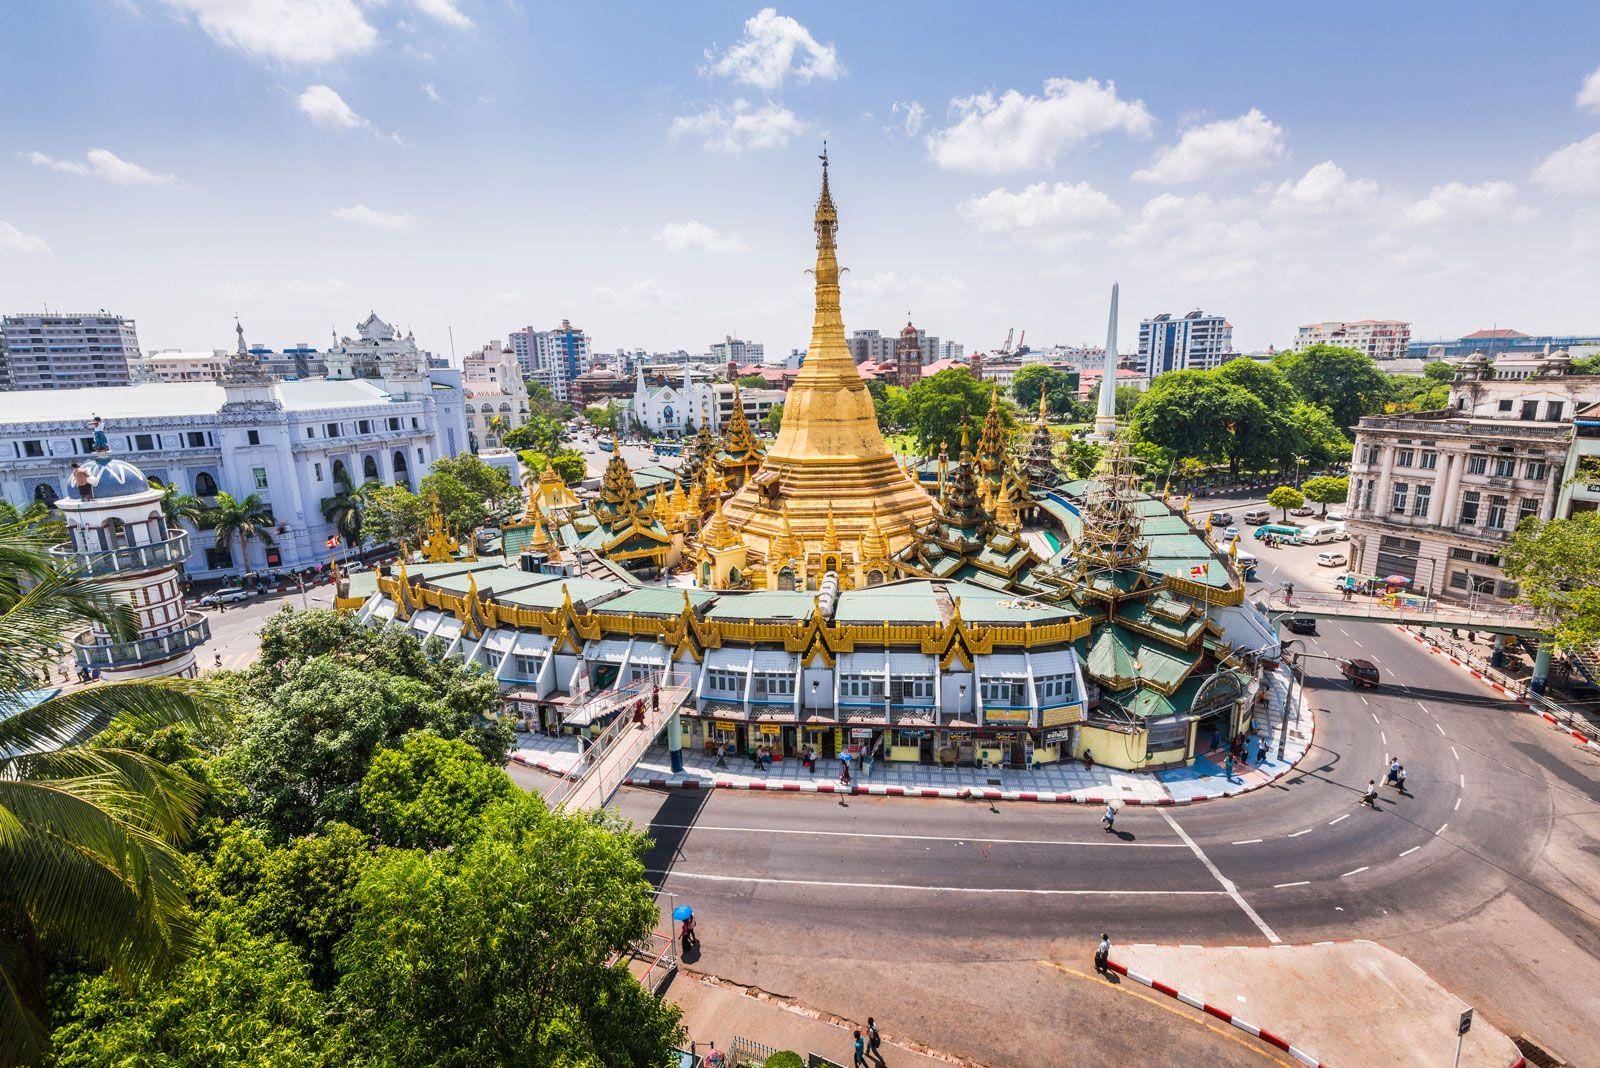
[672, 904, 694, 922]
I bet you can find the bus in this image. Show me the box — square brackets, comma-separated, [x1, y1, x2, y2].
[599, 439, 614, 452]
[653, 442, 683, 457]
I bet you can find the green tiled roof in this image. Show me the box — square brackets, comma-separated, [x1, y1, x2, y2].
[835, 583, 943, 624]
[497, 576, 627, 609]
[601, 587, 714, 617]
[705, 591, 817, 622]
[1086, 623, 1198, 692]
[946, 582, 1083, 624]
[1138, 515, 1192, 536]
[431, 567, 558, 597]
[632, 465, 681, 490]
[1088, 626, 1138, 687]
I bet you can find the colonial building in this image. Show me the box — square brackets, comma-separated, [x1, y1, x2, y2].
[462, 340, 531, 452]
[630, 364, 782, 437]
[1345, 350, 1596, 599]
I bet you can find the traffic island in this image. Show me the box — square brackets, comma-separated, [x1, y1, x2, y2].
[1111, 941, 1522, 1067]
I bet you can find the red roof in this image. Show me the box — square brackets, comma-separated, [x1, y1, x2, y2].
[1462, 328, 1529, 339]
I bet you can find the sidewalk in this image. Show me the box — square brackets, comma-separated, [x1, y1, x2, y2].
[512, 667, 1314, 806]
[670, 973, 959, 1068]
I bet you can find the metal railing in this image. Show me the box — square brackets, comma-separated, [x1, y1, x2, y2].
[1260, 590, 1549, 636]
[73, 613, 211, 670]
[548, 670, 693, 812]
[51, 530, 189, 576]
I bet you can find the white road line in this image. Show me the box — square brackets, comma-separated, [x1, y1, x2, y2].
[1288, 828, 1313, 837]
[1437, 823, 1449, 835]
[643, 823, 1187, 849]
[1459, 774, 1465, 788]
[1371, 712, 1381, 725]
[1274, 881, 1310, 889]
[1160, 812, 1281, 944]
[1341, 866, 1369, 878]
[1417, 701, 1434, 717]
[1454, 798, 1462, 811]
[647, 870, 1229, 896]
[1328, 813, 1350, 826]
[1451, 746, 1459, 761]
[1399, 846, 1421, 857]
[1435, 721, 1446, 736]
[1232, 839, 1263, 845]
[1380, 731, 1388, 745]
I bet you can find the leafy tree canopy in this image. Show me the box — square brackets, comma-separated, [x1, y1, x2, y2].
[1505, 513, 1600, 649]
[1266, 484, 1306, 519]
[900, 369, 1005, 452]
[1271, 344, 1388, 434]
[502, 412, 566, 454]
[1301, 475, 1350, 514]
[763, 401, 784, 435]
[359, 732, 513, 851]
[1011, 365, 1080, 418]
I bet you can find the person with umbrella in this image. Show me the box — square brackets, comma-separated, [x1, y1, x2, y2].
[674, 904, 698, 952]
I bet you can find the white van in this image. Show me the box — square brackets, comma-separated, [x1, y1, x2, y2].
[1243, 508, 1272, 525]
[1300, 523, 1344, 545]
[1316, 550, 1348, 567]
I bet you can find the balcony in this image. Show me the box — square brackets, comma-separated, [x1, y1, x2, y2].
[73, 613, 211, 671]
[51, 530, 189, 577]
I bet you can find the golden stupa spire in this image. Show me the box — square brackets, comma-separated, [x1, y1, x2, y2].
[770, 503, 802, 562]
[527, 507, 550, 551]
[702, 497, 741, 550]
[995, 473, 1020, 532]
[1038, 386, 1050, 423]
[822, 502, 841, 552]
[860, 503, 890, 563]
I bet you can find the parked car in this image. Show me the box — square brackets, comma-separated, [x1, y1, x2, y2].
[1243, 509, 1272, 525]
[1340, 658, 1381, 688]
[1300, 523, 1344, 545]
[1224, 526, 1240, 539]
[1290, 505, 1315, 517]
[1210, 510, 1234, 524]
[1325, 510, 1347, 524]
[197, 587, 254, 607]
[1285, 616, 1318, 635]
[1316, 550, 1348, 567]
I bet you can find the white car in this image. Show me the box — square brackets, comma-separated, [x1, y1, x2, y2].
[198, 586, 254, 607]
[1316, 550, 1348, 568]
[1325, 511, 1347, 524]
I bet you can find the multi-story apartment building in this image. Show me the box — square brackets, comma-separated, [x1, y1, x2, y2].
[1138, 310, 1235, 375]
[508, 326, 550, 380]
[848, 327, 941, 368]
[0, 318, 468, 578]
[139, 351, 229, 383]
[709, 336, 764, 366]
[1344, 350, 1597, 600]
[1295, 320, 1411, 361]
[462, 341, 531, 451]
[1, 312, 140, 390]
[938, 339, 965, 362]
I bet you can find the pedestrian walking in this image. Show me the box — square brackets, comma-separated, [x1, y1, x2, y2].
[867, 1018, 882, 1063]
[853, 1030, 867, 1068]
[1386, 758, 1401, 787]
[714, 742, 728, 769]
[1361, 779, 1378, 807]
[705, 1041, 725, 1068]
[840, 760, 851, 787]
[1082, 749, 1095, 771]
[1094, 933, 1112, 975]
[1224, 754, 1235, 783]
[1102, 803, 1116, 833]
[1396, 765, 1408, 796]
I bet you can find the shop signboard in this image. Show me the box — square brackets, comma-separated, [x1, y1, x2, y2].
[850, 728, 874, 739]
[756, 723, 781, 737]
[1044, 727, 1074, 744]
[984, 707, 1031, 725]
[1041, 703, 1082, 727]
[714, 720, 737, 732]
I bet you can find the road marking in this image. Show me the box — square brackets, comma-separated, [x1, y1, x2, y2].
[1436, 722, 1447, 736]
[1160, 812, 1280, 944]
[1341, 866, 1369, 878]
[1437, 823, 1449, 835]
[1417, 701, 1434, 717]
[1288, 828, 1313, 837]
[1274, 881, 1309, 889]
[1352, 640, 1364, 649]
[1399, 846, 1420, 857]
[1232, 838, 1263, 845]
[642, 823, 1188, 849]
[1328, 813, 1350, 826]
[1360, 695, 1370, 706]
[647, 870, 1229, 896]
[1459, 774, 1465, 788]
[1371, 712, 1381, 725]
[1451, 746, 1459, 761]
[1380, 731, 1388, 745]
[1454, 798, 1462, 811]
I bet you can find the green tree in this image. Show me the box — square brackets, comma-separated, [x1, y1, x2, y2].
[1130, 371, 1269, 475]
[1282, 403, 1352, 469]
[1059, 436, 1103, 480]
[209, 491, 275, 577]
[48, 909, 333, 1068]
[583, 402, 627, 434]
[333, 791, 683, 1066]
[361, 484, 429, 548]
[900, 368, 999, 452]
[1114, 384, 1142, 419]
[763, 401, 784, 435]
[420, 454, 518, 534]
[736, 374, 769, 390]
[1385, 372, 1450, 413]
[1423, 360, 1456, 383]
[1505, 513, 1600, 649]
[1215, 358, 1298, 413]
[1266, 485, 1305, 521]
[359, 732, 513, 851]
[0, 519, 218, 1064]
[1011, 365, 1077, 417]
[1300, 475, 1350, 516]
[503, 412, 567, 454]
[1272, 344, 1388, 434]
[320, 477, 380, 552]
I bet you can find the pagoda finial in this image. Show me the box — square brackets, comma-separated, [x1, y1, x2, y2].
[1038, 387, 1050, 423]
[822, 502, 841, 552]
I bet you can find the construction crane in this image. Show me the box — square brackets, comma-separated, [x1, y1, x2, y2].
[1016, 329, 1026, 352]
[998, 327, 1014, 354]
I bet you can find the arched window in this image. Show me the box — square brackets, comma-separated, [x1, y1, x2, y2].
[194, 471, 218, 496]
[499, 402, 511, 413]
[392, 450, 408, 473]
[332, 459, 348, 484]
[777, 566, 796, 592]
[865, 569, 885, 587]
[363, 455, 379, 480]
[147, 474, 166, 488]
[480, 403, 495, 414]
[33, 483, 57, 504]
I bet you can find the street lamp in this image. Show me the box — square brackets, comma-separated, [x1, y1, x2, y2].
[1276, 638, 1305, 760]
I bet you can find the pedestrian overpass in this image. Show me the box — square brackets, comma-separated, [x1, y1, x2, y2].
[1258, 591, 1550, 638]
[546, 670, 694, 812]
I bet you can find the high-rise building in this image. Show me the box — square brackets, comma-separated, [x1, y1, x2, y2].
[710, 336, 764, 365]
[1295, 320, 1411, 361]
[938, 339, 965, 361]
[508, 326, 550, 379]
[1, 311, 140, 391]
[1138, 310, 1235, 375]
[849, 326, 942, 367]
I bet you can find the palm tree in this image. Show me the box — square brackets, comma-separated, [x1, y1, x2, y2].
[0, 518, 217, 1064]
[208, 491, 275, 579]
[321, 478, 378, 560]
[157, 483, 208, 530]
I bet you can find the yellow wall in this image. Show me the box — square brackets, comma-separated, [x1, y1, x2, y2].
[1073, 724, 1147, 771]
[887, 745, 921, 762]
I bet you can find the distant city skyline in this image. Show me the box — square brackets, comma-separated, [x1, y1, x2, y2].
[4, 3, 1600, 358]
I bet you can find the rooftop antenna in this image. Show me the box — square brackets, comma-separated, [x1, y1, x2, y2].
[448, 326, 456, 365]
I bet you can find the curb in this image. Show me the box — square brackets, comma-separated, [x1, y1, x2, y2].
[1104, 958, 1323, 1066]
[1403, 627, 1600, 756]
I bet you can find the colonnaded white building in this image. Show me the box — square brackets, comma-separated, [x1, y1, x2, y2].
[0, 316, 470, 579]
[631, 364, 783, 437]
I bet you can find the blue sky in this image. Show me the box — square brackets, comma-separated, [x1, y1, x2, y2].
[4, 1, 1600, 360]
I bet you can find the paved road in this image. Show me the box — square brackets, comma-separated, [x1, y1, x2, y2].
[506, 524, 1600, 1064]
[201, 582, 336, 671]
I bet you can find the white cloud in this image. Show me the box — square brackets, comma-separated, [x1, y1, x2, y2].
[0, 221, 50, 255]
[592, 278, 675, 310]
[491, 290, 525, 306]
[888, 101, 926, 138]
[298, 84, 364, 129]
[411, 0, 471, 29]
[421, 81, 441, 102]
[1578, 65, 1600, 114]
[160, 0, 378, 64]
[653, 220, 748, 253]
[24, 148, 176, 184]
[668, 99, 806, 154]
[850, 271, 966, 305]
[702, 7, 842, 91]
[1532, 132, 1600, 196]
[1265, 161, 1381, 217]
[959, 180, 1122, 236]
[1402, 180, 1527, 226]
[331, 204, 415, 230]
[1132, 108, 1286, 184]
[924, 77, 1153, 173]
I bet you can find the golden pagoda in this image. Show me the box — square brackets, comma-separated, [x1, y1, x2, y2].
[720, 150, 935, 557]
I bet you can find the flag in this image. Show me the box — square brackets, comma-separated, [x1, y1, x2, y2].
[1190, 563, 1208, 577]
[325, 536, 340, 549]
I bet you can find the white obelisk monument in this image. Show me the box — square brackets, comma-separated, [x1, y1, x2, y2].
[1091, 282, 1120, 441]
